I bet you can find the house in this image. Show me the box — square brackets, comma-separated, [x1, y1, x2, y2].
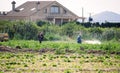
[0, 1, 84, 24]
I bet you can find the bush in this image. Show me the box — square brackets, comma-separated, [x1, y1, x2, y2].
[1, 20, 120, 41]
[115, 29, 120, 40]
[102, 29, 115, 41]
[61, 22, 75, 37]
[44, 33, 61, 41]
[0, 20, 12, 32]
[89, 27, 103, 40]
[36, 21, 47, 26]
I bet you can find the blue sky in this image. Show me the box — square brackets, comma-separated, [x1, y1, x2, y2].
[0, 0, 120, 17]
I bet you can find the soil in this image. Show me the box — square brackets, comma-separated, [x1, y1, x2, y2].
[0, 46, 120, 55]
[0, 46, 54, 54]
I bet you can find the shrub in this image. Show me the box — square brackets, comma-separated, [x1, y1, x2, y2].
[36, 21, 47, 26]
[61, 22, 75, 37]
[44, 33, 61, 41]
[102, 29, 115, 41]
[7, 21, 39, 40]
[115, 29, 120, 40]
[89, 27, 103, 39]
[22, 22, 38, 40]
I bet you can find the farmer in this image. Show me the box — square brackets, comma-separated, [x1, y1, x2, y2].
[77, 34, 82, 43]
[38, 32, 44, 43]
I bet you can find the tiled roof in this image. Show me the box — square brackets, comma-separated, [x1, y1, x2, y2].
[7, 1, 54, 16]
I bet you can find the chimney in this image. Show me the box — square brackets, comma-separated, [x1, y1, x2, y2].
[3, 12, 7, 15]
[36, 1, 40, 11]
[11, 1, 16, 11]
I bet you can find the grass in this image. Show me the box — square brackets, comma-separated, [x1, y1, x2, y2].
[0, 40, 76, 49]
[0, 40, 120, 54]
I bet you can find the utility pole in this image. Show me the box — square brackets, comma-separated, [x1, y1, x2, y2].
[82, 7, 84, 23]
[89, 13, 92, 17]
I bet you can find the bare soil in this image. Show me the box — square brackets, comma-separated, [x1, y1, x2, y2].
[0, 46, 120, 55]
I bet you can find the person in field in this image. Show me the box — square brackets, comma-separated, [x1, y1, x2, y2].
[77, 34, 82, 43]
[38, 32, 44, 43]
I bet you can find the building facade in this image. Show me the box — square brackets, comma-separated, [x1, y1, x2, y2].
[0, 1, 84, 24]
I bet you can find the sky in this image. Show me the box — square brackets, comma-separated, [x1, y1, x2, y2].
[0, 0, 120, 17]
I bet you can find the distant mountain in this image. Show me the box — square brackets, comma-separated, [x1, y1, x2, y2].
[91, 11, 120, 23]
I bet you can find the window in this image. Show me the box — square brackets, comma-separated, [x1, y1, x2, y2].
[20, 8, 24, 11]
[50, 5, 60, 13]
[44, 9, 47, 13]
[31, 8, 36, 11]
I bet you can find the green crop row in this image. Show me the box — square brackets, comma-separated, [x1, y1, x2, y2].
[0, 40, 120, 54]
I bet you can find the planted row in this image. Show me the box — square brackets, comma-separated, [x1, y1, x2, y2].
[0, 40, 120, 54]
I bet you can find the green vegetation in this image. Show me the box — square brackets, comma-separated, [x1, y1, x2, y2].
[0, 20, 120, 41]
[0, 52, 119, 73]
[0, 40, 120, 54]
[0, 20, 120, 73]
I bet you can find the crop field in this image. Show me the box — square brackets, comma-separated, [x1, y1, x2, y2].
[0, 52, 120, 73]
[1, 19, 120, 73]
[0, 40, 120, 73]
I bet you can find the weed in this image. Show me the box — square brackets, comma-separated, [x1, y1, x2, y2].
[79, 61, 83, 64]
[6, 62, 17, 65]
[42, 56, 46, 59]
[64, 69, 71, 73]
[17, 63, 21, 65]
[32, 62, 35, 64]
[24, 64, 28, 67]
[6, 65, 11, 69]
[70, 55, 76, 59]
[60, 55, 68, 58]
[103, 62, 108, 65]
[83, 59, 88, 62]
[43, 63, 47, 66]
[105, 55, 110, 58]
[77, 56, 81, 58]
[40, 58, 43, 60]
[109, 62, 113, 66]
[52, 64, 57, 67]
[114, 55, 120, 59]
[0, 71, 4, 73]
[49, 57, 53, 60]
[64, 58, 71, 62]
[55, 48, 65, 55]
[97, 70, 103, 73]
